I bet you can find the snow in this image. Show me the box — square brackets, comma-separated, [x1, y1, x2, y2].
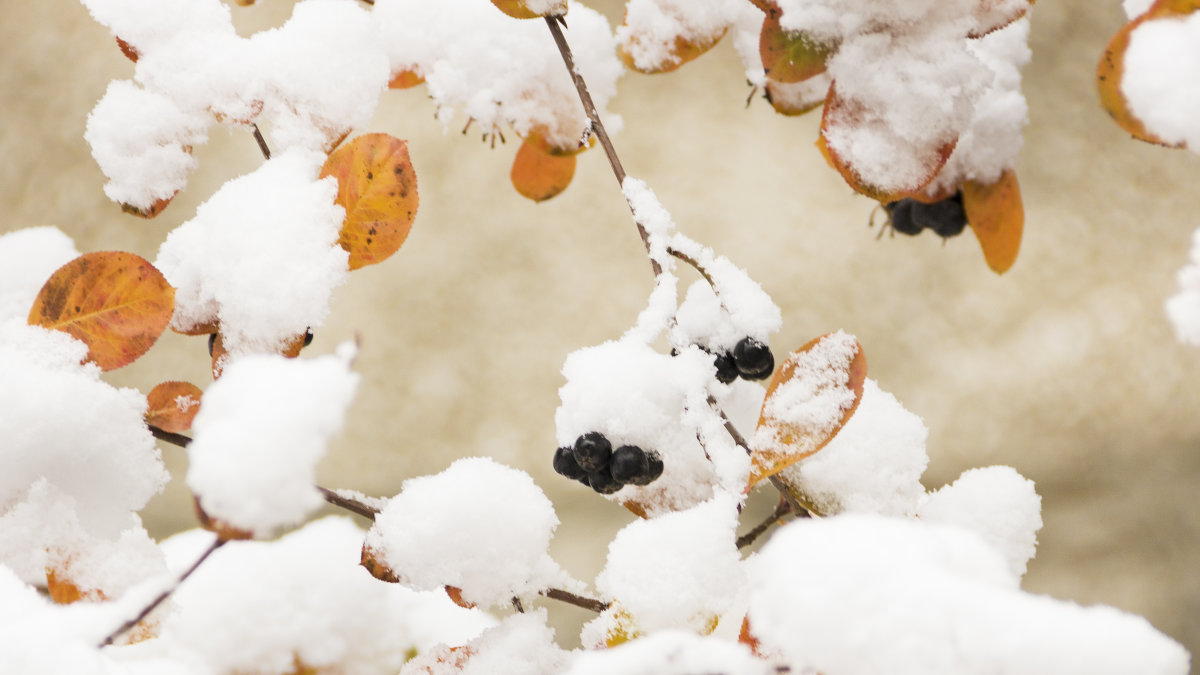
[1124, 0, 1157, 19]
[747, 514, 1190, 675]
[114, 517, 495, 674]
[1166, 228, 1200, 344]
[155, 148, 349, 358]
[591, 494, 743, 636]
[185, 345, 360, 539]
[564, 630, 769, 675]
[1122, 12, 1200, 150]
[363, 457, 576, 608]
[375, 0, 622, 150]
[0, 226, 80, 322]
[617, 0, 740, 72]
[399, 611, 568, 675]
[777, 378, 928, 517]
[918, 465, 1042, 580]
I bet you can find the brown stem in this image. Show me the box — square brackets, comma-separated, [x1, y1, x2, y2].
[316, 486, 380, 520]
[737, 497, 791, 549]
[667, 247, 716, 289]
[511, 596, 526, 613]
[708, 396, 816, 517]
[149, 424, 192, 448]
[251, 124, 271, 160]
[540, 587, 610, 613]
[544, 16, 662, 278]
[99, 537, 225, 648]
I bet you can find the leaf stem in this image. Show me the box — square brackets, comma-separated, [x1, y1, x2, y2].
[149, 424, 192, 448]
[251, 124, 272, 160]
[666, 247, 716, 289]
[99, 537, 225, 648]
[540, 587, 610, 613]
[315, 486, 380, 520]
[543, 16, 662, 278]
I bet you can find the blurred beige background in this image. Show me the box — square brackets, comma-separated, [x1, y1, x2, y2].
[3, 0, 1199, 662]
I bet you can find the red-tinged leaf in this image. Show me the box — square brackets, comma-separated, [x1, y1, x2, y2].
[194, 496, 253, 541]
[967, 0, 1034, 38]
[818, 83, 957, 203]
[28, 251, 175, 371]
[748, 332, 867, 489]
[319, 133, 419, 270]
[491, 0, 565, 18]
[963, 169, 1024, 274]
[360, 544, 400, 583]
[444, 585, 476, 610]
[145, 381, 204, 433]
[759, 16, 835, 83]
[764, 75, 829, 117]
[115, 36, 138, 62]
[388, 68, 424, 90]
[510, 137, 576, 202]
[121, 194, 174, 219]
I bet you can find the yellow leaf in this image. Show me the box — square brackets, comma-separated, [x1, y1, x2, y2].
[145, 381, 204, 433]
[490, 0, 565, 19]
[28, 251, 175, 371]
[319, 133, 419, 270]
[510, 136, 577, 202]
[963, 169, 1024, 275]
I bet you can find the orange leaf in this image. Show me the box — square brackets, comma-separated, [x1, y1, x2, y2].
[759, 16, 835, 84]
[115, 36, 139, 63]
[619, 28, 728, 74]
[388, 68, 424, 90]
[194, 496, 253, 541]
[172, 319, 219, 336]
[319, 133, 419, 271]
[963, 169, 1024, 275]
[967, 0, 1034, 38]
[748, 332, 867, 489]
[490, 0, 565, 18]
[145, 381, 204, 433]
[360, 544, 400, 583]
[444, 585, 477, 610]
[46, 567, 105, 605]
[28, 251, 175, 371]
[120, 194, 174, 219]
[510, 137, 577, 202]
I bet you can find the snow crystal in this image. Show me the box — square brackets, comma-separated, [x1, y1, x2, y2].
[778, 378, 928, 516]
[752, 330, 860, 456]
[747, 514, 1190, 675]
[0, 321, 166, 559]
[0, 226, 79, 322]
[592, 494, 743, 636]
[185, 346, 360, 538]
[119, 517, 495, 674]
[919, 465, 1042, 580]
[556, 339, 733, 514]
[155, 148, 348, 357]
[375, 0, 622, 150]
[616, 0, 740, 72]
[364, 457, 575, 608]
[1123, 12, 1200, 150]
[85, 80, 209, 211]
[565, 630, 769, 675]
[80, 0, 234, 57]
[1166, 228, 1200, 344]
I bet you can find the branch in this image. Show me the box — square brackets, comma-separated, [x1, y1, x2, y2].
[544, 16, 662, 278]
[149, 424, 191, 448]
[737, 497, 791, 549]
[315, 486, 380, 520]
[667, 247, 716, 289]
[540, 587, 610, 613]
[99, 537, 225, 648]
[251, 123, 272, 160]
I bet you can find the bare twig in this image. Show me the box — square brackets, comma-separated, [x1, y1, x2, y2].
[251, 123, 271, 160]
[737, 497, 792, 549]
[316, 486, 380, 520]
[540, 587, 610, 613]
[544, 16, 662, 278]
[511, 596, 526, 613]
[99, 537, 226, 648]
[666, 247, 716, 289]
[149, 424, 192, 448]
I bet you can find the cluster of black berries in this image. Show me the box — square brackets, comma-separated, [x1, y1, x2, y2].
[884, 191, 968, 238]
[708, 337, 774, 384]
[553, 432, 664, 494]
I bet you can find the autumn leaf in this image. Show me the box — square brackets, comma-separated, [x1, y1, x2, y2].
[145, 381, 204, 433]
[967, 0, 1034, 38]
[443, 585, 477, 610]
[121, 194, 174, 219]
[618, 27, 728, 75]
[388, 68, 424, 90]
[763, 75, 829, 117]
[490, 0, 565, 19]
[28, 251, 175, 371]
[194, 496, 253, 541]
[360, 543, 400, 583]
[319, 133, 419, 270]
[748, 332, 866, 489]
[46, 567, 105, 605]
[510, 136, 577, 202]
[963, 169, 1024, 275]
[759, 16, 835, 84]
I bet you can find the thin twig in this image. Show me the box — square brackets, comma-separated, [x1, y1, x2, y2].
[666, 247, 716, 289]
[149, 425, 192, 448]
[540, 587, 610, 613]
[544, 16, 662, 278]
[251, 124, 271, 160]
[737, 498, 792, 549]
[316, 486, 380, 520]
[708, 396, 816, 517]
[99, 537, 226, 648]
[511, 596, 526, 613]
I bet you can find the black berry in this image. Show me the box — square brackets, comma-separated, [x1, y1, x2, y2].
[884, 199, 923, 236]
[587, 469, 623, 495]
[912, 193, 967, 238]
[553, 446, 586, 480]
[732, 337, 774, 380]
[303, 328, 314, 347]
[713, 352, 739, 384]
[573, 432, 612, 472]
[207, 333, 217, 357]
[629, 450, 664, 486]
[610, 445, 649, 483]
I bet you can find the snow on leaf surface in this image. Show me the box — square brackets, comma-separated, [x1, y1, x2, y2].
[363, 457, 577, 608]
[144, 380, 203, 433]
[747, 514, 1190, 675]
[0, 226, 80, 323]
[616, 0, 738, 73]
[1121, 9, 1200, 150]
[185, 344, 360, 539]
[564, 630, 770, 675]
